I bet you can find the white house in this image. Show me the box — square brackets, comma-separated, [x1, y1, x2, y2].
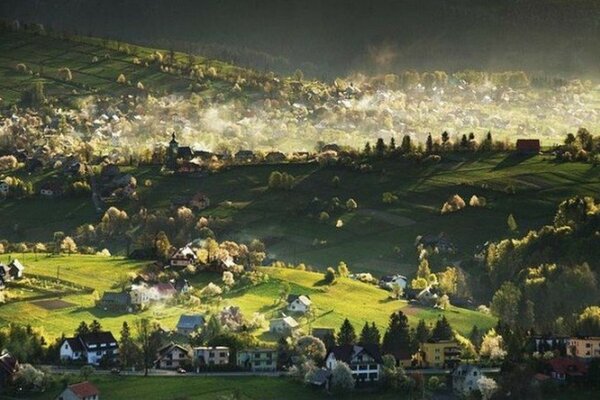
[170, 245, 198, 268]
[325, 344, 383, 382]
[60, 332, 118, 365]
[56, 381, 100, 400]
[287, 295, 312, 313]
[379, 274, 407, 290]
[269, 316, 299, 335]
[452, 365, 483, 396]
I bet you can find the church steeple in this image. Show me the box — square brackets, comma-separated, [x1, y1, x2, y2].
[167, 131, 179, 169]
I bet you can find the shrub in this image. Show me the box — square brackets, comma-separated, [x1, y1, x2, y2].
[441, 194, 466, 214]
[469, 195, 486, 207]
[116, 73, 127, 84]
[0, 155, 18, 171]
[324, 267, 336, 284]
[382, 192, 399, 204]
[58, 67, 72, 81]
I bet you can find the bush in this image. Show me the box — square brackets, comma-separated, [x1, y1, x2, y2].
[441, 194, 466, 214]
[324, 267, 336, 284]
[0, 155, 18, 171]
[116, 73, 127, 84]
[469, 195, 487, 207]
[331, 362, 355, 393]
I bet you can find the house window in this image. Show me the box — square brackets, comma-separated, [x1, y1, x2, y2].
[369, 372, 378, 380]
[209, 352, 215, 357]
[369, 364, 377, 370]
[220, 352, 227, 357]
[359, 365, 367, 371]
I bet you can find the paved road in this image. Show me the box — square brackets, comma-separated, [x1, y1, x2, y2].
[43, 366, 281, 377]
[43, 366, 499, 377]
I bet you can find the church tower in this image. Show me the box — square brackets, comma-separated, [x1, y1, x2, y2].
[167, 132, 179, 169]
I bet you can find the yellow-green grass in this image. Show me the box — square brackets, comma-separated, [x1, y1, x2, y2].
[0, 255, 494, 342]
[223, 267, 496, 338]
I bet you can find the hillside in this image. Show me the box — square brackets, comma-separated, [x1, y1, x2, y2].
[2, 153, 600, 277]
[0, 254, 496, 341]
[0, 29, 255, 105]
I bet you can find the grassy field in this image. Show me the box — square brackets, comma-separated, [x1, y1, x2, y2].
[21, 375, 407, 400]
[16, 374, 600, 400]
[2, 153, 600, 279]
[0, 254, 495, 341]
[0, 30, 250, 105]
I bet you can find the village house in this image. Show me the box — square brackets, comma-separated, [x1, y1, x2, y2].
[416, 339, 461, 369]
[530, 335, 569, 355]
[265, 151, 286, 163]
[379, 274, 407, 291]
[97, 291, 131, 312]
[269, 316, 299, 335]
[237, 348, 278, 372]
[56, 381, 100, 400]
[234, 150, 255, 163]
[176, 314, 205, 335]
[540, 357, 588, 383]
[0, 352, 18, 388]
[40, 181, 64, 197]
[0, 259, 25, 282]
[99, 163, 120, 181]
[568, 337, 600, 359]
[416, 233, 456, 253]
[286, 294, 312, 314]
[155, 343, 192, 370]
[194, 346, 230, 367]
[60, 331, 119, 365]
[415, 286, 439, 306]
[150, 282, 178, 300]
[325, 344, 383, 383]
[0, 180, 9, 197]
[170, 245, 198, 268]
[129, 284, 151, 307]
[516, 139, 541, 154]
[453, 364, 483, 396]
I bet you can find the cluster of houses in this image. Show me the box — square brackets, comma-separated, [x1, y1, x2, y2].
[97, 273, 191, 312]
[0, 259, 24, 289]
[165, 132, 290, 173]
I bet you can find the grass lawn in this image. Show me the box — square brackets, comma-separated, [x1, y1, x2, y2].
[3, 153, 599, 280]
[0, 255, 495, 341]
[20, 375, 407, 400]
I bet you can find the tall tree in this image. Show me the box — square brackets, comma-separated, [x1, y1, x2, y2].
[375, 138, 386, 158]
[89, 320, 102, 333]
[426, 134, 433, 153]
[337, 319, 356, 346]
[414, 319, 430, 344]
[75, 321, 89, 336]
[119, 321, 140, 368]
[359, 322, 381, 347]
[135, 318, 162, 377]
[382, 311, 411, 358]
[431, 316, 453, 341]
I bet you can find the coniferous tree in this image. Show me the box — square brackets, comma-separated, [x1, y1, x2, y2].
[426, 134, 433, 153]
[363, 142, 372, 156]
[400, 135, 412, 153]
[359, 322, 381, 347]
[337, 318, 357, 346]
[375, 138, 386, 158]
[415, 319, 430, 344]
[469, 325, 482, 351]
[89, 320, 102, 333]
[382, 311, 411, 357]
[75, 321, 90, 336]
[389, 137, 396, 152]
[431, 316, 453, 341]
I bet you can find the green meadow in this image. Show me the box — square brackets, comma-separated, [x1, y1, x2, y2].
[0, 254, 495, 341]
[2, 153, 600, 278]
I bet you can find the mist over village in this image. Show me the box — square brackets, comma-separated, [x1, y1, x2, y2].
[0, 1, 599, 399]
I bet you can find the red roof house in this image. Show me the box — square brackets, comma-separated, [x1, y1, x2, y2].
[57, 381, 100, 400]
[544, 357, 588, 382]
